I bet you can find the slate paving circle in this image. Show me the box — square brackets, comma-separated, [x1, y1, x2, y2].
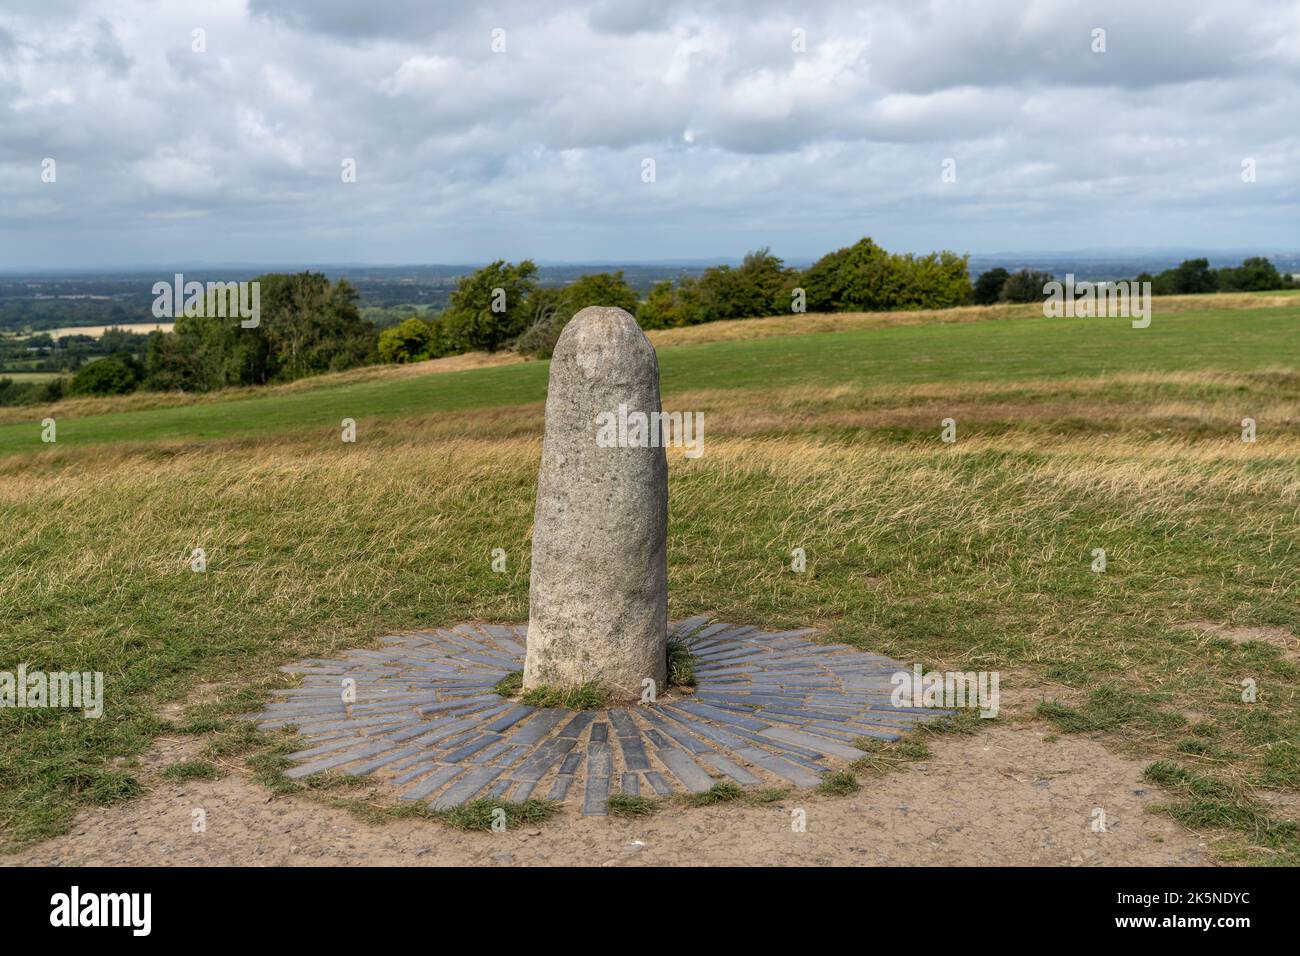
[252, 617, 952, 816]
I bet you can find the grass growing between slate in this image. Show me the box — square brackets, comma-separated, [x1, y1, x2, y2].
[607, 794, 660, 817]
[493, 671, 523, 698]
[439, 798, 559, 831]
[0, 296, 1297, 860]
[817, 770, 861, 796]
[519, 680, 609, 710]
[666, 637, 698, 688]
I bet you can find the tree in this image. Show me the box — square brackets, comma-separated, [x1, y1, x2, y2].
[636, 280, 679, 330]
[999, 269, 1056, 303]
[972, 267, 1010, 305]
[515, 271, 642, 357]
[258, 273, 376, 380]
[802, 238, 971, 312]
[1151, 258, 1218, 295]
[69, 356, 138, 396]
[440, 260, 539, 353]
[1217, 257, 1285, 292]
[377, 318, 435, 363]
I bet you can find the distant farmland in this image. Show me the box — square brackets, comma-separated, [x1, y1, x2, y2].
[46, 322, 174, 339]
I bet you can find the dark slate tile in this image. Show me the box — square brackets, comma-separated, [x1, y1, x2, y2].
[656, 748, 714, 793]
[674, 700, 770, 731]
[620, 773, 640, 796]
[606, 708, 640, 739]
[508, 708, 569, 746]
[616, 733, 652, 772]
[699, 753, 761, 786]
[557, 712, 596, 738]
[644, 771, 673, 796]
[485, 705, 534, 734]
[443, 734, 501, 763]
[547, 774, 574, 801]
[284, 741, 396, 779]
[582, 741, 612, 816]
[431, 766, 504, 809]
[558, 752, 582, 775]
[734, 747, 822, 788]
[398, 765, 462, 801]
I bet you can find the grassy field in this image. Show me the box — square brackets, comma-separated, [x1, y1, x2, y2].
[1, 294, 1298, 860]
[0, 371, 64, 383]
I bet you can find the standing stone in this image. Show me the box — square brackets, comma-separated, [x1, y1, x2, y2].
[524, 306, 667, 700]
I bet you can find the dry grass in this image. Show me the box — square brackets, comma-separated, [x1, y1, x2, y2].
[1, 296, 1297, 860]
[644, 292, 1300, 348]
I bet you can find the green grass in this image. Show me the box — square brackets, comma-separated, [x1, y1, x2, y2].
[606, 794, 660, 817]
[2, 302, 1296, 456]
[159, 759, 221, 781]
[1, 297, 1297, 861]
[817, 770, 860, 796]
[519, 680, 609, 710]
[666, 637, 697, 688]
[1144, 762, 1299, 856]
[493, 670, 523, 698]
[682, 781, 744, 806]
[438, 798, 559, 832]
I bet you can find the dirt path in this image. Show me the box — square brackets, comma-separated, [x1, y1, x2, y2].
[6, 717, 1213, 867]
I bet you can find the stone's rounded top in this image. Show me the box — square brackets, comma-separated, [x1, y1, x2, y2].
[552, 306, 656, 381]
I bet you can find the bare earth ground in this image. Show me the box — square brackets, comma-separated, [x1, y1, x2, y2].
[6, 692, 1213, 867]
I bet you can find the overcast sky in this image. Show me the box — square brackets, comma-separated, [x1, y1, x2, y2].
[1, 0, 1297, 269]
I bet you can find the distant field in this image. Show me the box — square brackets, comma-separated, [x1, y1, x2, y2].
[0, 371, 62, 383]
[0, 293, 1297, 861]
[45, 322, 174, 339]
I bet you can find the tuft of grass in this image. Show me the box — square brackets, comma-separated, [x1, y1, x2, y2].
[160, 760, 220, 782]
[851, 738, 931, 775]
[1144, 761, 1300, 858]
[817, 770, 860, 796]
[666, 638, 697, 688]
[521, 680, 609, 710]
[682, 781, 744, 806]
[202, 722, 267, 759]
[438, 798, 559, 832]
[493, 670, 523, 698]
[1261, 741, 1300, 790]
[1036, 684, 1181, 734]
[56, 767, 142, 807]
[607, 794, 660, 817]
[747, 787, 789, 804]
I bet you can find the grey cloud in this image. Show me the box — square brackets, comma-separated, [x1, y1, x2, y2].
[0, 0, 1296, 268]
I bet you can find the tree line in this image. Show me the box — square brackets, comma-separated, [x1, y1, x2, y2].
[970, 256, 1295, 305]
[379, 237, 972, 362]
[7, 242, 1294, 404]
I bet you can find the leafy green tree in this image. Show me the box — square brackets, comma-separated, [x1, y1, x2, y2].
[440, 260, 539, 353]
[1217, 257, 1286, 292]
[378, 318, 436, 363]
[802, 238, 971, 312]
[258, 274, 375, 380]
[972, 267, 1010, 305]
[1151, 258, 1218, 295]
[69, 356, 138, 396]
[999, 269, 1056, 303]
[515, 271, 642, 357]
[636, 280, 679, 330]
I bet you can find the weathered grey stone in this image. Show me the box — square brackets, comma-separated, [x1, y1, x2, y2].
[524, 306, 668, 700]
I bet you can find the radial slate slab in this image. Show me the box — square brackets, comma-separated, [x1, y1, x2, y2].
[250, 618, 954, 815]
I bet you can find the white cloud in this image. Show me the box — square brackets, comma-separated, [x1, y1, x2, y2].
[0, 0, 1296, 267]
